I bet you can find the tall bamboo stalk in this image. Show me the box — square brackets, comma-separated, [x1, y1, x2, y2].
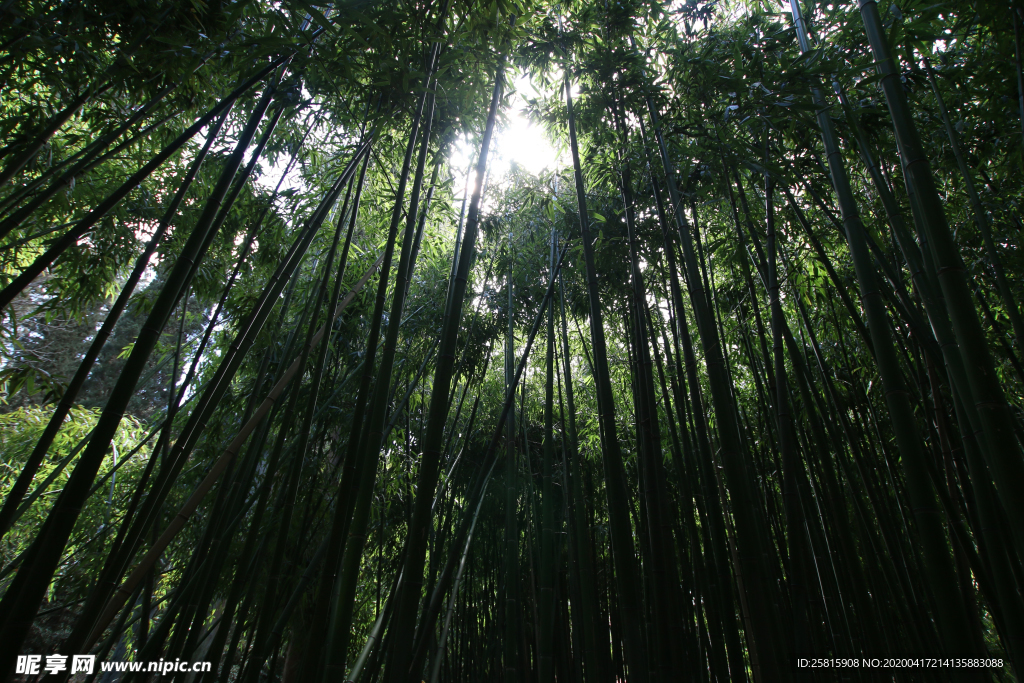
[857, 0, 1024, 570]
[378, 43, 506, 683]
[640, 57, 787, 683]
[564, 49, 650, 683]
[322, 76, 437, 682]
[789, 0, 980, 661]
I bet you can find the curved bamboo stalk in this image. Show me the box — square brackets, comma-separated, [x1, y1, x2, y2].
[0, 105, 230, 537]
[0, 80, 285, 667]
[0, 57, 289, 311]
[82, 251, 385, 650]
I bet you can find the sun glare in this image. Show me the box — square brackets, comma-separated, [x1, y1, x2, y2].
[492, 73, 565, 177]
[257, 72, 564, 227]
[448, 71, 566, 213]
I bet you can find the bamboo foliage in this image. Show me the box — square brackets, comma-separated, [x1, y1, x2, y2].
[1, 0, 1023, 681]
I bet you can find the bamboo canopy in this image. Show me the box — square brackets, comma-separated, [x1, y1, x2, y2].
[0, 0, 1023, 680]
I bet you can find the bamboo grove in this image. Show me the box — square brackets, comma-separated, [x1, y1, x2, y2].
[1, 0, 1023, 680]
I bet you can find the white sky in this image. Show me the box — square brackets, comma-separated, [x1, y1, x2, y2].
[490, 72, 566, 177]
[254, 72, 565, 222]
[449, 71, 566, 205]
